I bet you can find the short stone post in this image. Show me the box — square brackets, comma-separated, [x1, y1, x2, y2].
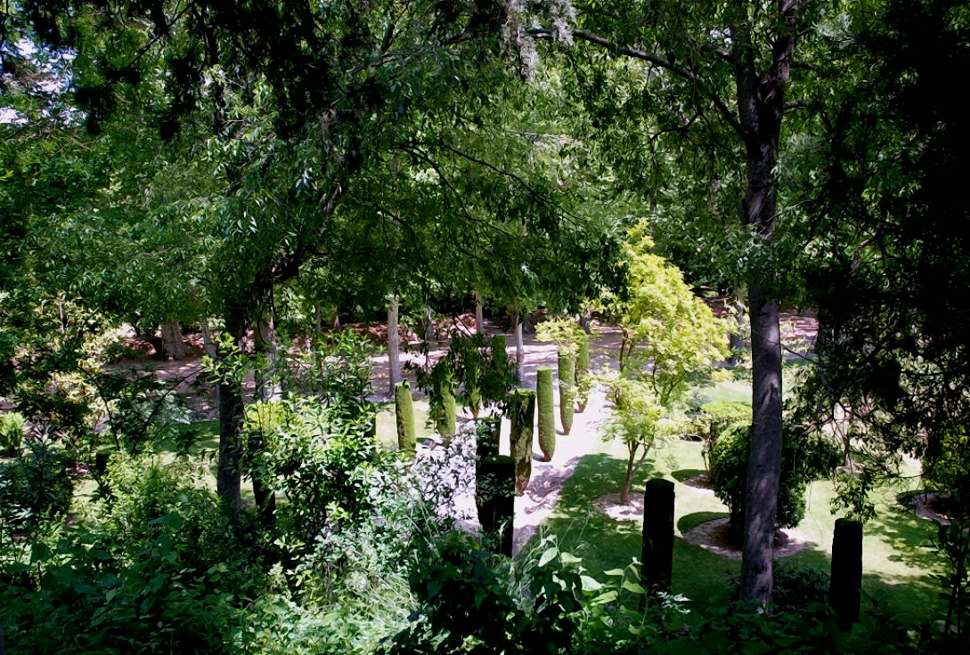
[641, 478, 675, 592]
[510, 389, 536, 494]
[830, 518, 863, 627]
[476, 454, 515, 556]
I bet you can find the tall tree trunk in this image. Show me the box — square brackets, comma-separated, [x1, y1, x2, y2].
[253, 311, 280, 525]
[159, 320, 189, 360]
[421, 305, 436, 343]
[216, 308, 246, 515]
[474, 291, 484, 333]
[733, 2, 796, 606]
[513, 311, 525, 382]
[387, 297, 402, 395]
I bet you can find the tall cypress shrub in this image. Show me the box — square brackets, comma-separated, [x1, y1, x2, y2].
[395, 381, 416, 457]
[536, 368, 555, 461]
[558, 351, 575, 435]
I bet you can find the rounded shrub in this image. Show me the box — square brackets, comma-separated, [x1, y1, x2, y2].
[509, 389, 536, 494]
[699, 401, 751, 469]
[709, 423, 836, 537]
[536, 368, 555, 461]
[394, 381, 416, 457]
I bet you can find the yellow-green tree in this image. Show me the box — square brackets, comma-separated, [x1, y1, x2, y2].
[616, 223, 729, 407]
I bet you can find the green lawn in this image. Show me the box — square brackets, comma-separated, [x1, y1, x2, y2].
[524, 431, 944, 627]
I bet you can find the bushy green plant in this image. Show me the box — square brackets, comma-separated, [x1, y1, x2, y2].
[558, 351, 575, 435]
[254, 399, 392, 553]
[536, 317, 585, 357]
[602, 376, 666, 504]
[412, 357, 456, 438]
[0, 455, 258, 654]
[438, 332, 518, 417]
[0, 440, 73, 538]
[537, 367, 555, 461]
[0, 410, 25, 455]
[697, 401, 751, 469]
[709, 424, 837, 536]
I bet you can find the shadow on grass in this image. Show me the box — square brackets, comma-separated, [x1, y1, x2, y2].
[523, 451, 948, 628]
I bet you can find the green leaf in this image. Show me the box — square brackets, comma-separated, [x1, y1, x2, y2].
[580, 575, 603, 591]
[538, 546, 558, 568]
[622, 580, 646, 595]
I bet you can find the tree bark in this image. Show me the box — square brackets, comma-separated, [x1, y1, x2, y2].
[513, 311, 525, 382]
[200, 317, 218, 358]
[620, 448, 637, 505]
[733, 1, 797, 606]
[474, 291, 484, 333]
[387, 297, 402, 395]
[159, 320, 189, 360]
[216, 308, 246, 515]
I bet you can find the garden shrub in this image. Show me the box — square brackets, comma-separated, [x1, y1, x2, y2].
[0, 410, 25, 455]
[698, 401, 751, 469]
[0, 440, 73, 537]
[537, 367, 555, 461]
[395, 381, 416, 456]
[0, 455, 260, 654]
[709, 423, 837, 535]
[558, 351, 575, 435]
[254, 399, 392, 553]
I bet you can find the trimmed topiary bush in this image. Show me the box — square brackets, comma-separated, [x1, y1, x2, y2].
[437, 384, 457, 439]
[537, 368, 555, 461]
[509, 389, 536, 494]
[395, 381, 416, 457]
[709, 423, 836, 538]
[557, 351, 575, 435]
[575, 335, 591, 412]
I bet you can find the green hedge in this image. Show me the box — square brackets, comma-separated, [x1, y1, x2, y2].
[437, 384, 457, 438]
[537, 368, 555, 461]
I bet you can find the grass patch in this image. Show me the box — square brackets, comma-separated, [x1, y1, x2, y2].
[526, 433, 944, 627]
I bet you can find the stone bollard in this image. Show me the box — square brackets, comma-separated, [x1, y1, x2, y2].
[641, 478, 675, 592]
[510, 389, 536, 495]
[830, 518, 863, 627]
[476, 454, 515, 556]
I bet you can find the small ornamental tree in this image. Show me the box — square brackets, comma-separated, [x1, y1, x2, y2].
[614, 223, 729, 405]
[603, 377, 664, 505]
[536, 368, 556, 462]
[443, 332, 517, 418]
